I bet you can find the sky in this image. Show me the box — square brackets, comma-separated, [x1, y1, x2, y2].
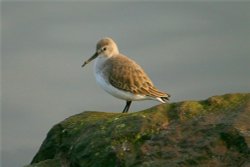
[1, 1, 250, 167]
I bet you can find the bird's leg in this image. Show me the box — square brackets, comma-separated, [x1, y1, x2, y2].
[122, 101, 132, 113]
[125, 101, 132, 113]
[122, 102, 128, 113]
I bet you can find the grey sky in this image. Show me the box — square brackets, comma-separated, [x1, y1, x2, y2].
[2, 2, 250, 167]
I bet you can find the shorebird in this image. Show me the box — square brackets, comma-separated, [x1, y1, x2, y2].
[82, 38, 170, 113]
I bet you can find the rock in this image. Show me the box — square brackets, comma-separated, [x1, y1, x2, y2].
[27, 93, 250, 167]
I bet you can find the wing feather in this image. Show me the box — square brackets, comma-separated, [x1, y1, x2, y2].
[108, 55, 169, 98]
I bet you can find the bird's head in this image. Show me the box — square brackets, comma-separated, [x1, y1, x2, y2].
[81, 37, 119, 67]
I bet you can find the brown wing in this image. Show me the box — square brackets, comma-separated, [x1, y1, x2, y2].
[108, 55, 167, 98]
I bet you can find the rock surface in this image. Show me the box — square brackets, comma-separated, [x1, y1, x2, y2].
[26, 93, 250, 167]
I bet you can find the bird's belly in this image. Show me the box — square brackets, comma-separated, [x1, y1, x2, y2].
[94, 71, 149, 101]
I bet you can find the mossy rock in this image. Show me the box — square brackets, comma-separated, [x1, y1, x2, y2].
[28, 93, 250, 167]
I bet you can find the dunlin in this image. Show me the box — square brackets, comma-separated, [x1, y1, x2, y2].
[82, 38, 170, 113]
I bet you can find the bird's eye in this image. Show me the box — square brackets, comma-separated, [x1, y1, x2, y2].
[102, 47, 107, 51]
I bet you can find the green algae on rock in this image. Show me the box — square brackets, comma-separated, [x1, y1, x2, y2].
[28, 93, 250, 167]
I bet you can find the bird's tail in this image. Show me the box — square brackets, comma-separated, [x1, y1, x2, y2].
[147, 87, 170, 103]
[160, 93, 171, 103]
